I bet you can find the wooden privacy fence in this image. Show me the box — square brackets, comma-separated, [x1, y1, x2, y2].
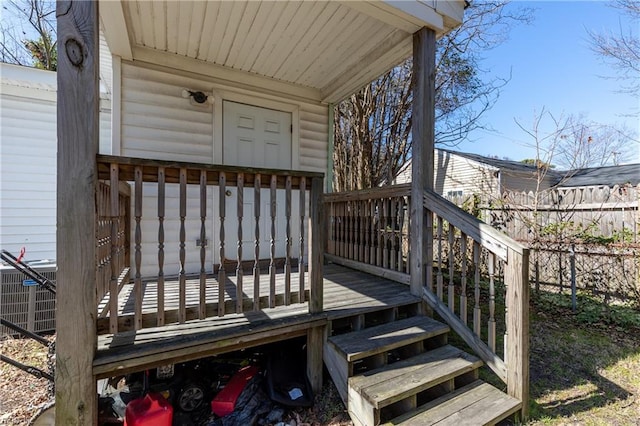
[95, 155, 324, 335]
[480, 184, 640, 242]
[324, 185, 530, 408]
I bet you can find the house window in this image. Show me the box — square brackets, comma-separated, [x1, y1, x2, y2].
[446, 190, 464, 199]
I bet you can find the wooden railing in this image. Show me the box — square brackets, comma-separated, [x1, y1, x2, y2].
[324, 184, 411, 283]
[95, 155, 324, 335]
[96, 180, 131, 307]
[324, 185, 530, 417]
[422, 188, 529, 417]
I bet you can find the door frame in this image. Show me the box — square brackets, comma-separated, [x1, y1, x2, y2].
[211, 86, 300, 169]
[210, 87, 301, 265]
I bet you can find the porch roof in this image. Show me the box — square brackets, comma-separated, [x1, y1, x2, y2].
[99, 0, 464, 103]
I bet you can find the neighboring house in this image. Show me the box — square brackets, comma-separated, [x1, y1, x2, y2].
[394, 148, 557, 198]
[0, 58, 112, 262]
[395, 149, 640, 199]
[558, 163, 640, 188]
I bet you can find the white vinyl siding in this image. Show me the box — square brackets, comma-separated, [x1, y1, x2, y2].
[299, 105, 328, 174]
[0, 64, 112, 262]
[434, 150, 499, 198]
[120, 63, 214, 162]
[0, 95, 57, 261]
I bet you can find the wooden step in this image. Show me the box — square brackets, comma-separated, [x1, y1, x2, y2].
[328, 316, 449, 362]
[384, 380, 522, 426]
[349, 345, 483, 410]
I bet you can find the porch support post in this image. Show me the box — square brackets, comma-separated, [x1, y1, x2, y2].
[56, 1, 99, 424]
[307, 325, 325, 394]
[505, 247, 530, 419]
[410, 27, 436, 297]
[309, 176, 324, 313]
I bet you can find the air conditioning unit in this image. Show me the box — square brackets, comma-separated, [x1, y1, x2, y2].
[0, 261, 56, 336]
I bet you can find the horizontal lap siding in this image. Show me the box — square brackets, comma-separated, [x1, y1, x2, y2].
[121, 64, 215, 277]
[1, 95, 57, 261]
[299, 104, 328, 174]
[120, 64, 214, 163]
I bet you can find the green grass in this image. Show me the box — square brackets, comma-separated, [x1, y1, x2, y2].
[523, 291, 640, 425]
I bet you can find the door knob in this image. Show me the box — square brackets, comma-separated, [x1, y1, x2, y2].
[225, 190, 232, 197]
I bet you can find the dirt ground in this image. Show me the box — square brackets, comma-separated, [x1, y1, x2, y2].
[0, 334, 351, 426]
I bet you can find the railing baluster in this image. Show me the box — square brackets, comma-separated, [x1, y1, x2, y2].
[359, 201, 363, 261]
[253, 174, 261, 311]
[134, 166, 143, 330]
[390, 198, 397, 271]
[199, 170, 207, 319]
[348, 201, 353, 260]
[448, 225, 455, 311]
[460, 232, 468, 325]
[382, 199, 389, 269]
[284, 175, 292, 305]
[370, 199, 376, 265]
[178, 168, 187, 323]
[488, 252, 497, 352]
[236, 173, 244, 313]
[376, 199, 383, 267]
[397, 197, 404, 272]
[340, 201, 346, 258]
[109, 164, 119, 333]
[269, 174, 277, 308]
[436, 216, 443, 301]
[218, 172, 226, 317]
[299, 177, 306, 303]
[157, 167, 165, 326]
[473, 241, 481, 336]
[363, 200, 370, 264]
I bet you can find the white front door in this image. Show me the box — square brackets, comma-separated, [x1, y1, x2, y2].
[220, 101, 293, 262]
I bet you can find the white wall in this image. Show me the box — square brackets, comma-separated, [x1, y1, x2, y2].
[0, 63, 111, 262]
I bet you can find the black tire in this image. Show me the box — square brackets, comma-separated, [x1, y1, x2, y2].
[176, 383, 206, 412]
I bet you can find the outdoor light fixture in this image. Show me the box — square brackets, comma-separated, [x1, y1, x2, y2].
[181, 89, 213, 105]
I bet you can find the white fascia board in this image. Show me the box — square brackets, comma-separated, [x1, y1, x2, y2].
[99, 1, 133, 60]
[434, 1, 465, 28]
[320, 29, 412, 103]
[380, 1, 444, 31]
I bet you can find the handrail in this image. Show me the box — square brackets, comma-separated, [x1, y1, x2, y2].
[324, 183, 411, 202]
[324, 186, 530, 418]
[422, 188, 530, 418]
[423, 188, 526, 260]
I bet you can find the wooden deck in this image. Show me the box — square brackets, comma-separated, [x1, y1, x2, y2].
[93, 264, 420, 378]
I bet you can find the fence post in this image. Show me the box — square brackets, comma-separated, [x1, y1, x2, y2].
[505, 247, 530, 419]
[570, 244, 576, 312]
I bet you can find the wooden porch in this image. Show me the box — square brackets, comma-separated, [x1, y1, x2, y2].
[93, 263, 420, 378]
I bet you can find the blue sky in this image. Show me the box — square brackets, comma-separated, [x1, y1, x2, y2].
[457, 1, 640, 163]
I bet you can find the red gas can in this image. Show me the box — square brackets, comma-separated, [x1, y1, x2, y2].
[124, 392, 173, 426]
[211, 365, 260, 417]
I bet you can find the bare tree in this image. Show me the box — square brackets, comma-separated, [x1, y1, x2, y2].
[333, 1, 534, 191]
[0, 0, 56, 70]
[588, 0, 640, 98]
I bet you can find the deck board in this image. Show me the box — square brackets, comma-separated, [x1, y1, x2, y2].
[94, 264, 419, 377]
